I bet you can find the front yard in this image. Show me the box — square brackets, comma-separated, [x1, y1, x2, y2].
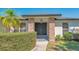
[46, 40, 79, 51]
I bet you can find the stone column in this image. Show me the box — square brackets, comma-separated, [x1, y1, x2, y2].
[48, 18, 55, 42]
[28, 18, 35, 32]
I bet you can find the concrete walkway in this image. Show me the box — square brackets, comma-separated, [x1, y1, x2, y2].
[32, 41, 48, 51]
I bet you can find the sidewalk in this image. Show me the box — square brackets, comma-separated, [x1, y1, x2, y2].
[32, 41, 48, 51]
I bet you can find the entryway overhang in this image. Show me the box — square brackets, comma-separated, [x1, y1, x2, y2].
[22, 15, 56, 42]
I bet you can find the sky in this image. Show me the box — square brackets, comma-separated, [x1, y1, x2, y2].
[0, 8, 79, 18]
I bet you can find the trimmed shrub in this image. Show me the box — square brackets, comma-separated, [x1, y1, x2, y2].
[0, 32, 36, 51]
[55, 35, 62, 41]
[55, 35, 64, 41]
[63, 32, 73, 41]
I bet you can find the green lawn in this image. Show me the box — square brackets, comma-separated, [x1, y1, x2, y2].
[46, 40, 79, 51]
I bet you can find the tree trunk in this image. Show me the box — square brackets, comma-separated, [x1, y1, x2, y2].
[10, 27, 15, 32]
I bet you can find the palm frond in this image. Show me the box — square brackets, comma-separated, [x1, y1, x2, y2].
[0, 9, 20, 30]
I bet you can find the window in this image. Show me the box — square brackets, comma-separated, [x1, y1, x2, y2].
[13, 19, 28, 32]
[19, 22, 27, 32]
[63, 23, 68, 34]
[14, 22, 28, 32]
[63, 23, 68, 28]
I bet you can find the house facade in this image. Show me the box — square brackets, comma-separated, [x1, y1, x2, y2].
[1, 14, 79, 41]
[17, 14, 79, 41]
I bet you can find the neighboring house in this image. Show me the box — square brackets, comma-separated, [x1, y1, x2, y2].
[1, 14, 79, 41]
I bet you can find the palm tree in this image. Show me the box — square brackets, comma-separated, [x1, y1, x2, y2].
[0, 9, 20, 32]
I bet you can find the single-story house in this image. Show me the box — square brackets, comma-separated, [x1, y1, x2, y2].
[0, 14, 79, 41]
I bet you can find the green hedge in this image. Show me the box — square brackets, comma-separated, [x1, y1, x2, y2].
[63, 32, 73, 41]
[0, 32, 36, 51]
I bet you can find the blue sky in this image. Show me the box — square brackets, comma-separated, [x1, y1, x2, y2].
[0, 8, 79, 18]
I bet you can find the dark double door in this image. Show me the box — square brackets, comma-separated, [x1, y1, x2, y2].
[35, 23, 47, 35]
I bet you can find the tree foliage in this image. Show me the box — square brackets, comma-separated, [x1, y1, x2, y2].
[0, 9, 20, 32]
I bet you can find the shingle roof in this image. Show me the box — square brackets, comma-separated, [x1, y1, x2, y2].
[20, 14, 79, 20]
[22, 14, 62, 17]
[56, 17, 79, 20]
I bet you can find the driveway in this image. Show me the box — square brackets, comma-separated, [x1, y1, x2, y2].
[32, 41, 48, 51]
[32, 35, 48, 51]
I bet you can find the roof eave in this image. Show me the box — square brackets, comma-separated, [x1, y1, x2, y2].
[22, 14, 62, 17]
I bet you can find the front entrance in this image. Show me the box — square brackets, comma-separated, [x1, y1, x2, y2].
[35, 23, 47, 35]
[35, 23, 48, 41]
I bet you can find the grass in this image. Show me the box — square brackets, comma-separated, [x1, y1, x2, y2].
[46, 40, 79, 51]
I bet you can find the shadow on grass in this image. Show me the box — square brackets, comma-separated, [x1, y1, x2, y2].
[47, 41, 79, 51]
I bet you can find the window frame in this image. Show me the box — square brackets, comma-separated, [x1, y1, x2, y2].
[62, 22, 69, 34]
